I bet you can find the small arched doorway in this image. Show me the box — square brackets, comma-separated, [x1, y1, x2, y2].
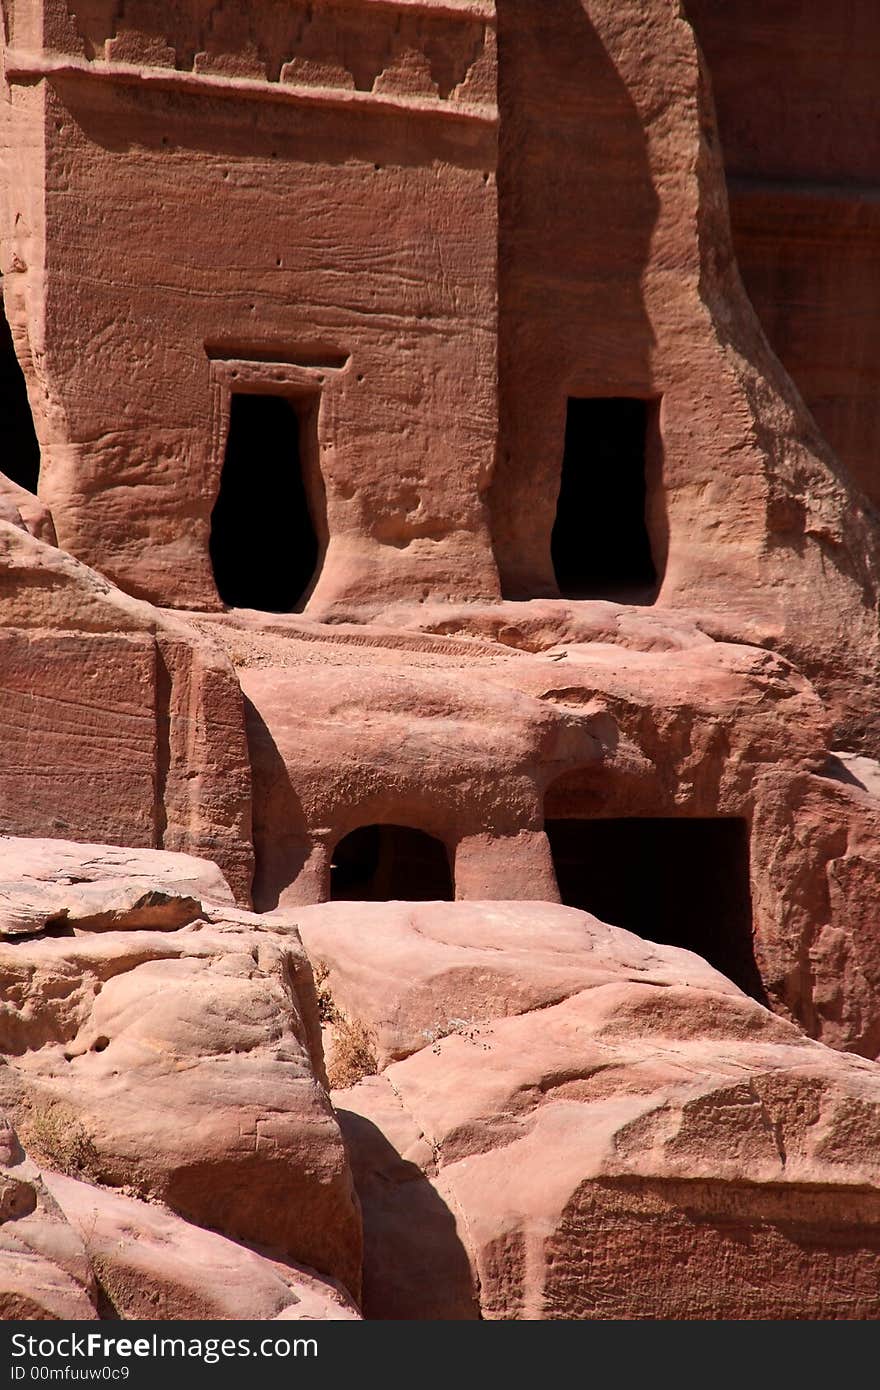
[329, 825, 454, 902]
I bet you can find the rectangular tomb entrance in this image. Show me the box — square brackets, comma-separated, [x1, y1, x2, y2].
[545, 816, 764, 1000]
[210, 392, 318, 612]
[207, 351, 344, 612]
[551, 397, 659, 601]
[0, 285, 41, 494]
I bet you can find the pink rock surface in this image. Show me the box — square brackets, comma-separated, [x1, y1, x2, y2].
[2, 0, 878, 749]
[0, 471, 56, 545]
[43, 1171, 359, 1321]
[0, 847, 361, 1301]
[327, 900, 880, 1319]
[0, 1118, 97, 1320]
[1, 2, 499, 614]
[0, 0, 880, 1328]
[489, 0, 880, 748]
[297, 898, 738, 1068]
[686, 0, 880, 514]
[0, 522, 253, 901]
[752, 770, 880, 1057]
[226, 606, 825, 902]
[0, 834, 233, 937]
[199, 608, 880, 1056]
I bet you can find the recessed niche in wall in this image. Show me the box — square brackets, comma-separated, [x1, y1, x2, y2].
[0, 290, 40, 493]
[209, 391, 320, 611]
[551, 396, 659, 601]
[330, 824, 455, 902]
[545, 816, 764, 1000]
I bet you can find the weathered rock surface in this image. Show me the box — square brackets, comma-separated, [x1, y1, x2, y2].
[490, 0, 880, 751]
[43, 1171, 359, 1321]
[0, 1107, 358, 1320]
[0, 1117, 97, 1320]
[317, 900, 880, 1319]
[0, 471, 56, 546]
[217, 604, 827, 917]
[297, 898, 738, 1069]
[752, 770, 880, 1058]
[3, 0, 879, 756]
[0, 842, 361, 1303]
[0, 834, 233, 937]
[1, 0, 880, 1329]
[0, 521, 253, 901]
[686, 0, 880, 515]
[1, 2, 499, 615]
[193, 606, 880, 1059]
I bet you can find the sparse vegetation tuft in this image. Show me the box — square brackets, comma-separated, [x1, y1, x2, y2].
[22, 1102, 99, 1176]
[313, 960, 379, 1089]
[313, 959, 336, 1025]
[326, 1014, 379, 1090]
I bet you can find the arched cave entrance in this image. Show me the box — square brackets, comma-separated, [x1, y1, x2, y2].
[545, 815, 765, 1000]
[209, 391, 320, 611]
[551, 397, 659, 601]
[329, 825, 455, 902]
[0, 286, 41, 493]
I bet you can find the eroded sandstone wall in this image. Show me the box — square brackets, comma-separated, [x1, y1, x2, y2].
[686, 0, 880, 514]
[490, 0, 880, 750]
[0, 520, 253, 899]
[1, 0, 499, 610]
[3, 0, 878, 751]
[0, 0, 880, 1324]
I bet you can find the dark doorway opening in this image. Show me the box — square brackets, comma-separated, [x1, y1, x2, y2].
[546, 816, 764, 1000]
[551, 397, 657, 600]
[330, 825, 454, 902]
[209, 392, 319, 611]
[0, 291, 40, 493]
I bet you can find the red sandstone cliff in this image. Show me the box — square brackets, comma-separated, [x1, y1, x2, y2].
[1, 0, 880, 1321]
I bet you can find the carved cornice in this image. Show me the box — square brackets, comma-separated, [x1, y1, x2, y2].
[4, 49, 498, 126]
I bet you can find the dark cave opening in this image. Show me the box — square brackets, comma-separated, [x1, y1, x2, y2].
[209, 392, 319, 611]
[0, 291, 41, 494]
[551, 396, 658, 601]
[545, 816, 765, 1000]
[329, 825, 455, 902]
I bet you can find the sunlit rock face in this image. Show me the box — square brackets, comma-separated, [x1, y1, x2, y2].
[1, 0, 880, 1321]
